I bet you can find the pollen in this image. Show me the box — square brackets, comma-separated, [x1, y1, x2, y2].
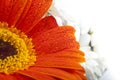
[0, 22, 36, 74]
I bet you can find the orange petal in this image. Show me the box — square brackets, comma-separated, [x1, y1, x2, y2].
[75, 70, 87, 80]
[32, 26, 80, 54]
[40, 48, 85, 59]
[17, 70, 55, 80]
[0, 74, 16, 80]
[63, 69, 87, 80]
[0, 0, 14, 22]
[27, 16, 58, 36]
[38, 53, 85, 63]
[7, 0, 27, 26]
[16, 0, 52, 33]
[35, 53, 85, 70]
[14, 0, 33, 26]
[18, 67, 78, 80]
[73, 73, 84, 80]
[12, 74, 34, 80]
[36, 48, 85, 64]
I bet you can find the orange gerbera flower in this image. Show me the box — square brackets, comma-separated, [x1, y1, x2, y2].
[0, 0, 86, 80]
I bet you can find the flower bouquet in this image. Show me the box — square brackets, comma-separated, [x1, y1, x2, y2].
[0, 0, 106, 80]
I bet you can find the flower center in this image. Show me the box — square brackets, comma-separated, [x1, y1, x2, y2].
[0, 22, 36, 74]
[0, 39, 17, 60]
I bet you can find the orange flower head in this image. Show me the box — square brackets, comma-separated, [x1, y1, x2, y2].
[0, 0, 87, 80]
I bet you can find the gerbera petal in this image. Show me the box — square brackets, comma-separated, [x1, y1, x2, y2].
[27, 16, 58, 36]
[0, 0, 14, 22]
[41, 48, 85, 59]
[73, 73, 84, 80]
[16, 0, 52, 33]
[37, 49, 85, 63]
[12, 74, 34, 80]
[74, 71, 87, 80]
[35, 55, 84, 70]
[62, 69, 86, 80]
[0, 74, 16, 80]
[17, 70, 55, 80]
[13, 0, 32, 26]
[18, 67, 78, 80]
[0, 0, 28, 26]
[7, 0, 28, 26]
[35, 48, 85, 69]
[32, 26, 80, 54]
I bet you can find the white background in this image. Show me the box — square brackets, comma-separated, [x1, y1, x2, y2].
[55, 0, 120, 80]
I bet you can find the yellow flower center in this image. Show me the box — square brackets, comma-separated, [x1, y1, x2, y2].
[0, 22, 36, 74]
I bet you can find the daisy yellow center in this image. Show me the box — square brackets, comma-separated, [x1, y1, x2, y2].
[0, 22, 36, 74]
